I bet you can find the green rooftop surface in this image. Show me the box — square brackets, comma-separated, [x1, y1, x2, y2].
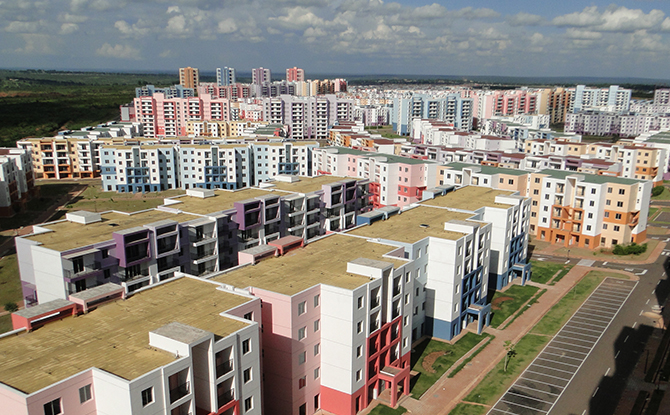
[442, 162, 528, 176]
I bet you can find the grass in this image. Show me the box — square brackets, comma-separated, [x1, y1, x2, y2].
[531, 271, 624, 336]
[651, 186, 670, 201]
[410, 332, 489, 398]
[0, 314, 12, 334]
[530, 260, 566, 284]
[448, 336, 493, 378]
[57, 183, 185, 214]
[501, 289, 547, 329]
[489, 285, 540, 328]
[448, 403, 487, 415]
[649, 207, 659, 218]
[0, 182, 79, 231]
[553, 239, 659, 262]
[463, 334, 550, 405]
[0, 254, 22, 308]
[366, 404, 407, 415]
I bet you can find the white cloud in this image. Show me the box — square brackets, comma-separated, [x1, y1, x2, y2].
[217, 18, 237, 34]
[15, 33, 53, 54]
[5, 20, 42, 33]
[114, 20, 151, 37]
[59, 23, 78, 34]
[165, 15, 188, 36]
[95, 43, 140, 59]
[58, 13, 88, 24]
[507, 12, 544, 27]
[553, 6, 665, 32]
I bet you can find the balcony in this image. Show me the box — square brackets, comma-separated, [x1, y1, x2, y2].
[216, 359, 234, 378]
[218, 389, 235, 408]
[170, 381, 190, 404]
[64, 262, 102, 279]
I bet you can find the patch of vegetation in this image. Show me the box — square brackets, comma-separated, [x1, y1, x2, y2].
[366, 404, 407, 415]
[530, 260, 565, 284]
[651, 186, 670, 200]
[448, 403, 487, 415]
[448, 336, 493, 378]
[0, 254, 22, 307]
[501, 289, 547, 328]
[652, 186, 665, 197]
[410, 332, 489, 398]
[549, 267, 573, 286]
[490, 285, 540, 328]
[464, 334, 549, 405]
[4, 302, 18, 312]
[612, 242, 647, 256]
[0, 314, 12, 334]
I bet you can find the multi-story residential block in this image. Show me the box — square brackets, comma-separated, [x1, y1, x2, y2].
[217, 66, 237, 86]
[250, 142, 318, 184]
[252, 67, 271, 85]
[471, 89, 539, 121]
[133, 93, 230, 137]
[568, 85, 631, 113]
[0, 148, 38, 217]
[392, 93, 473, 135]
[313, 147, 438, 208]
[135, 84, 194, 98]
[262, 95, 353, 140]
[352, 105, 391, 127]
[0, 276, 263, 415]
[286, 67, 305, 83]
[565, 111, 670, 138]
[100, 144, 179, 192]
[16, 175, 373, 305]
[179, 66, 199, 89]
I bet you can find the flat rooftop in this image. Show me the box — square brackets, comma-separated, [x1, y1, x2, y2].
[421, 187, 516, 211]
[0, 277, 250, 394]
[26, 210, 198, 252]
[265, 175, 361, 194]
[164, 188, 275, 215]
[349, 206, 471, 243]
[212, 234, 406, 296]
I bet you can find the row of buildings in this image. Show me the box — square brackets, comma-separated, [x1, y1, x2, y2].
[2, 177, 533, 415]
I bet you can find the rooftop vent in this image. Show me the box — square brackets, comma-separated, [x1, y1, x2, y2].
[66, 211, 101, 225]
[186, 188, 214, 199]
[419, 224, 429, 228]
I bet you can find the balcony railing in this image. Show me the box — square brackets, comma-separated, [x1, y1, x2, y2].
[216, 359, 234, 378]
[64, 262, 101, 279]
[218, 389, 235, 408]
[169, 381, 190, 403]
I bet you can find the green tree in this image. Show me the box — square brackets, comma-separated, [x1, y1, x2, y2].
[504, 341, 517, 372]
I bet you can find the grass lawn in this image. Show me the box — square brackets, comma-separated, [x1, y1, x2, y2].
[553, 239, 659, 262]
[649, 207, 659, 218]
[0, 254, 22, 308]
[366, 404, 407, 415]
[448, 403, 487, 415]
[651, 186, 670, 201]
[490, 285, 540, 328]
[647, 226, 668, 236]
[463, 334, 550, 405]
[530, 261, 566, 284]
[531, 271, 626, 336]
[549, 266, 574, 286]
[410, 332, 489, 398]
[65, 184, 185, 213]
[0, 314, 12, 334]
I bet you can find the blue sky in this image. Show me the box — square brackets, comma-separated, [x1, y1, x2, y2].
[3, 0, 670, 78]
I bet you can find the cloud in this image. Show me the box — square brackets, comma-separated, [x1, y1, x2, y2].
[507, 12, 544, 27]
[5, 20, 42, 33]
[59, 23, 78, 34]
[552, 6, 665, 32]
[114, 20, 151, 37]
[217, 18, 237, 34]
[15, 33, 54, 54]
[95, 43, 140, 59]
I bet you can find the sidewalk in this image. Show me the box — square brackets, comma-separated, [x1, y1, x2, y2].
[394, 265, 635, 415]
[532, 240, 666, 265]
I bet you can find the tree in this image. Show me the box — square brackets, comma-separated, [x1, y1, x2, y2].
[4, 302, 18, 313]
[504, 341, 517, 373]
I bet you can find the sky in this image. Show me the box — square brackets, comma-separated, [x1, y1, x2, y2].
[3, 0, 670, 79]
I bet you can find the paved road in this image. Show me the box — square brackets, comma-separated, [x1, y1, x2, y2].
[541, 254, 669, 414]
[487, 278, 637, 415]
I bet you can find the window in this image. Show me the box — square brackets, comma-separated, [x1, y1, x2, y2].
[314, 367, 320, 379]
[141, 387, 153, 407]
[534, 178, 540, 183]
[617, 201, 623, 208]
[299, 351, 306, 365]
[508, 179, 514, 185]
[607, 187, 613, 193]
[605, 212, 610, 218]
[588, 213, 593, 219]
[298, 301, 306, 315]
[589, 201, 595, 207]
[314, 294, 320, 307]
[357, 321, 362, 333]
[606, 200, 611, 206]
[614, 225, 620, 232]
[44, 398, 61, 415]
[314, 319, 320, 332]
[242, 339, 251, 354]
[243, 368, 252, 383]
[357, 296, 364, 309]
[615, 213, 622, 220]
[619, 189, 625, 195]
[356, 370, 362, 381]
[244, 312, 253, 320]
[603, 224, 608, 230]
[499, 178, 504, 183]
[79, 384, 92, 403]
[314, 343, 320, 356]
[357, 345, 362, 357]
[244, 397, 253, 412]
[299, 376, 307, 389]
[298, 327, 306, 340]
[404, 316, 409, 326]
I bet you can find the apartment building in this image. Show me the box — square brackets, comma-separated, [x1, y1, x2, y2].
[179, 67, 200, 89]
[471, 89, 539, 120]
[133, 93, 230, 138]
[0, 276, 262, 415]
[16, 175, 373, 305]
[313, 147, 438, 208]
[136, 84, 194, 99]
[437, 162, 651, 249]
[217, 67, 237, 86]
[0, 148, 37, 217]
[568, 85, 631, 113]
[262, 95, 353, 140]
[100, 145, 180, 192]
[392, 93, 473, 135]
[286, 67, 305, 83]
[252, 67, 271, 85]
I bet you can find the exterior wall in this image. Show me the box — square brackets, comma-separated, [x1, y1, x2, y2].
[0, 383, 28, 415]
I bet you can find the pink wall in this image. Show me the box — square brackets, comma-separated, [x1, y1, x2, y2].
[26, 371, 96, 415]
[0, 385, 28, 415]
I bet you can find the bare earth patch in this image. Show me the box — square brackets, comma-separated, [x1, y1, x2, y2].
[422, 350, 450, 373]
[491, 296, 514, 311]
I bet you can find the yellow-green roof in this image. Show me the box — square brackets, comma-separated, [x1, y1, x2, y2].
[265, 175, 361, 194]
[422, 187, 515, 210]
[166, 189, 276, 215]
[349, 206, 470, 243]
[0, 278, 250, 394]
[213, 234, 406, 296]
[26, 210, 198, 251]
